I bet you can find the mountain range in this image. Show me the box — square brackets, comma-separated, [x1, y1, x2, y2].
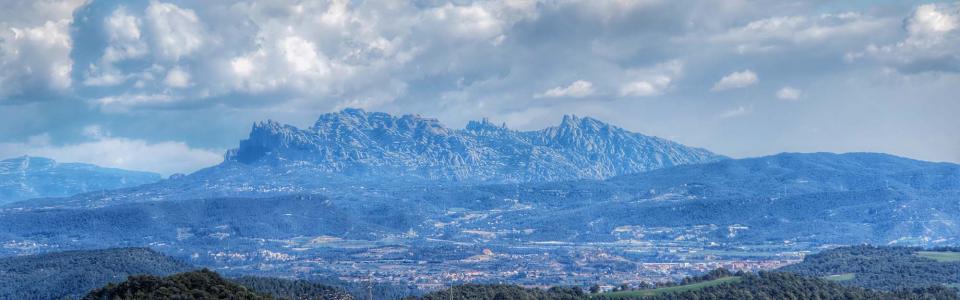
[0, 156, 161, 205]
[228, 108, 722, 183]
[10, 109, 722, 208]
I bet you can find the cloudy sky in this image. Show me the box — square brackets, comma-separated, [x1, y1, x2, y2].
[0, 0, 958, 175]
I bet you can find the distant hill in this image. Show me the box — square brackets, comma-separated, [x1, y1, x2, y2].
[0, 247, 193, 299]
[0, 156, 161, 205]
[779, 245, 960, 291]
[0, 248, 356, 300]
[2, 153, 959, 261]
[544, 152, 960, 245]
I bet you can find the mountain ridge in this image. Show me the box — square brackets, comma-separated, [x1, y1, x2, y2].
[0, 156, 162, 205]
[224, 108, 724, 183]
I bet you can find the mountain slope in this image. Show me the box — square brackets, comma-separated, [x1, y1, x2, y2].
[0, 156, 161, 205]
[507, 152, 960, 244]
[2, 153, 958, 256]
[0, 247, 193, 299]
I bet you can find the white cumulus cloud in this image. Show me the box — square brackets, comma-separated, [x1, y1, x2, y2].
[620, 76, 672, 97]
[718, 105, 752, 119]
[618, 60, 683, 97]
[851, 3, 960, 73]
[711, 70, 758, 91]
[908, 4, 957, 36]
[0, 0, 85, 100]
[713, 13, 891, 53]
[536, 80, 594, 98]
[103, 7, 147, 63]
[163, 66, 190, 88]
[776, 86, 802, 100]
[427, 3, 505, 42]
[145, 0, 204, 61]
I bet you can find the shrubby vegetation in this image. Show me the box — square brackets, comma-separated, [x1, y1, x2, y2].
[295, 277, 421, 300]
[410, 270, 958, 300]
[596, 268, 739, 294]
[233, 276, 353, 300]
[83, 269, 357, 300]
[779, 245, 960, 290]
[620, 272, 958, 300]
[83, 269, 269, 300]
[408, 284, 586, 300]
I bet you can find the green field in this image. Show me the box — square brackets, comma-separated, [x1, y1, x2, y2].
[597, 276, 742, 299]
[916, 251, 960, 262]
[822, 273, 856, 281]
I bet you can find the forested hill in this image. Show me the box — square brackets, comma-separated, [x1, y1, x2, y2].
[779, 245, 960, 291]
[82, 269, 353, 300]
[409, 271, 958, 300]
[82, 269, 270, 300]
[0, 247, 193, 299]
[232, 276, 355, 300]
[0, 248, 372, 300]
[601, 272, 956, 300]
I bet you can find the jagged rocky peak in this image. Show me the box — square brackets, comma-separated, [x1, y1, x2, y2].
[538, 114, 642, 151]
[253, 119, 304, 138]
[310, 108, 451, 137]
[549, 114, 616, 136]
[221, 108, 724, 183]
[464, 118, 508, 135]
[560, 114, 607, 129]
[226, 120, 310, 163]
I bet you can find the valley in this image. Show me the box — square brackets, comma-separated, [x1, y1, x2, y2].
[174, 236, 805, 290]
